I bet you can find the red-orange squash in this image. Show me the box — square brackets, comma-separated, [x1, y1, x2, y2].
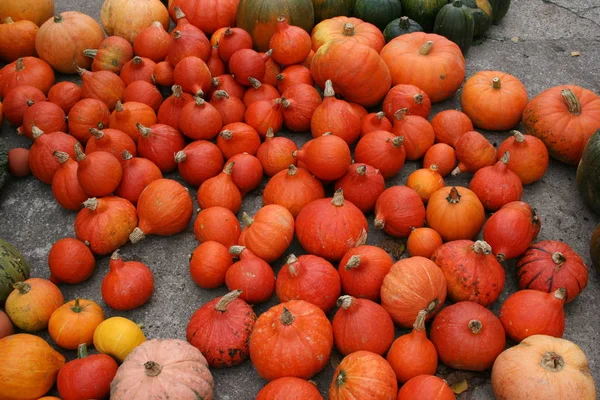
[239, 205, 295, 263]
[256, 377, 322, 400]
[426, 186, 485, 241]
[101, 0, 169, 43]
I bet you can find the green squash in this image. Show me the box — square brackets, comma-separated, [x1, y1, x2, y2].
[236, 0, 315, 52]
[489, 0, 510, 24]
[576, 129, 600, 215]
[0, 238, 31, 303]
[433, 0, 474, 54]
[400, 0, 447, 32]
[313, 0, 354, 23]
[353, 0, 403, 30]
[0, 139, 7, 191]
[463, 0, 492, 38]
[383, 16, 423, 42]
[591, 224, 600, 271]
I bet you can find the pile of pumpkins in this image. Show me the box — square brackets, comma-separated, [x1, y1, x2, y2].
[0, 0, 600, 399]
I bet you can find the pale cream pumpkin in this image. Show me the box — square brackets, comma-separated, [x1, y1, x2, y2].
[101, 0, 169, 43]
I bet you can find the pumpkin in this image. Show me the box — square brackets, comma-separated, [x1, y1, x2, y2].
[329, 351, 397, 400]
[236, 0, 314, 51]
[28, 128, 78, 185]
[374, 186, 426, 237]
[111, 338, 214, 400]
[383, 84, 431, 120]
[197, 162, 243, 213]
[426, 186, 485, 241]
[387, 310, 438, 383]
[94, 316, 146, 362]
[187, 290, 256, 368]
[406, 165, 445, 203]
[0, 309, 13, 339]
[168, 9, 212, 65]
[270, 16, 312, 65]
[189, 241, 232, 289]
[280, 83, 322, 132]
[452, 130, 497, 175]
[380, 32, 465, 103]
[84, 36, 133, 73]
[332, 295, 394, 355]
[111, 101, 157, 143]
[263, 165, 325, 217]
[0, 0, 54, 27]
[401, 0, 447, 31]
[48, 81, 82, 113]
[76, 67, 126, 111]
[577, 129, 600, 213]
[491, 335, 596, 399]
[431, 240, 505, 306]
[244, 78, 279, 108]
[353, 0, 402, 30]
[338, 245, 393, 302]
[592, 224, 600, 271]
[311, 40, 391, 107]
[229, 153, 264, 196]
[383, 16, 423, 42]
[431, 109, 473, 147]
[334, 164, 385, 213]
[217, 123, 261, 159]
[516, 240, 588, 303]
[154, 61, 175, 86]
[489, 0, 511, 24]
[257, 377, 323, 399]
[360, 112, 392, 137]
[249, 300, 333, 380]
[313, 0, 354, 22]
[226, 246, 275, 304]
[498, 130, 549, 184]
[5, 277, 63, 332]
[423, 143, 457, 177]
[48, 298, 104, 350]
[391, 109, 435, 160]
[67, 98, 110, 143]
[0, 17, 38, 62]
[244, 98, 284, 137]
[295, 133, 352, 181]
[354, 130, 406, 179]
[74, 196, 138, 255]
[101, 0, 169, 43]
[2, 85, 46, 127]
[522, 85, 600, 165]
[193, 206, 241, 248]
[86, 127, 137, 158]
[169, 0, 238, 35]
[0, 57, 54, 99]
[48, 238, 95, 284]
[0, 334, 65, 400]
[0, 238, 31, 303]
[137, 123, 186, 172]
[102, 250, 154, 311]
[461, 70, 528, 130]
[134, 21, 171, 62]
[406, 227, 443, 258]
[276, 64, 314, 93]
[311, 80, 362, 144]
[74, 144, 123, 198]
[116, 151, 163, 204]
[464, 0, 492, 37]
[7, 148, 30, 178]
[433, 1, 474, 54]
[20, 101, 68, 140]
[176, 140, 223, 187]
[256, 129, 298, 176]
[36, 12, 105, 74]
[312, 17, 384, 52]
[123, 81, 162, 111]
[397, 375, 456, 400]
[469, 152, 523, 211]
[57, 343, 118, 400]
[239, 205, 295, 263]
[380, 256, 447, 328]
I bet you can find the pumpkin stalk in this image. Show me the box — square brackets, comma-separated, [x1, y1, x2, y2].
[281, 97, 291, 108]
[31, 125, 44, 140]
[223, 161, 235, 175]
[215, 290, 242, 312]
[287, 164, 298, 176]
[446, 187, 462, 204]
[413, 310, 428, 331]
[337, 295, 353, 309]
[114, 101, 124, 112]
[53, 151, 70, 164]
[345, 255, 361, 270]
[174, 150, 187, 163]
[123, 150, 134, 161]
[413, 94, 424, 104]
[82, 198, 99, 211]
[83, 49, 98, 58]
[242, 212, 254, 227]
[280, 307, 295, 325]
[561, 89, 582, 115]
[77, 343, 88, 359]
[500, 151, 510, 164]
[193, 95, 206, 105]
[426, 299, 439, 313]
[374, 218, 385, 229]
[390, 136, 404, 148]
[213, 90, 229, 100]
[136, 123, 152, 138]
[331, 189, 345, 207]
[356, 165, 367, 176]
[343, 23, 356, 36]
[15, 57, 25, 71]
[540, 351, 565, 372]
[323, 80, 335, 97]
[71, 298, 83, 313]
[172, 85, 183, 98]
[54, 15, 63, 23]
[554, 287, 566, 300]
[144, 361, 163, 377]
[129, 227, 146, 244]
[229, 245, 246, 257]
[74, 143, 86, 161]
[394, 108, 408, 121]
[511, 130, 525, 142]
[12, 282, 31, 294]
[265, 127, 274, 138]
[552, 252, 566, 269]
[248, 77, 261, 89]
[472, 240, 492, 255]
[419, 41, 434, 55]
[286, 254, 299, 276]
[399, 16, 410, 29]
[220, 130, 233, 140]
[89, 128, 104, 139]
[468, 319, 483, 334]
[110, 249, 122, 261]
[174, 6, 186, 20]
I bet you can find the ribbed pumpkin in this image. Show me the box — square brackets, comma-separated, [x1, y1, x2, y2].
[383, 16, 423, 42]
[168, 0, 238, 35]
[0, 0, 55, 27]
[489, 0, 511, 23]
[313, 0, 354, 22]
[329, 351, 397, 399]
[498, 130, 549, 185]
[426, 186, 485, 241]
[576, 129, 600, 214]
[464, 0, 493, 37]
[353, 0, 403, 30]
[256, 377, 323, 399]
[433, 0, 474, 54]
[311, 16, 385, 52]
[101, 0, 169, 43]
[401, 0, 447, 31]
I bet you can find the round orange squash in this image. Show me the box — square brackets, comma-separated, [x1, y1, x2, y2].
[102, 0, 169, 43]
[0, 0, 54, 27]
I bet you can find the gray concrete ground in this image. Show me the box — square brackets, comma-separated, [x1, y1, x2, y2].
[1, 0, 600, 398]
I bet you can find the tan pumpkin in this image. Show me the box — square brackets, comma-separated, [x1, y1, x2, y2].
[0, 0, 54, 27]
[111, 338, 214, 400]
[101, 0, 170, 43]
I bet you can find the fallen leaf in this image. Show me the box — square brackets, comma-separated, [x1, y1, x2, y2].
[451, 380, 469, 394]
[571, 51, 581, 57]
[511, 36, 520, 42]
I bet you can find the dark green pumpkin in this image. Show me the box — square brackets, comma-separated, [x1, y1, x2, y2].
[463, 0, 492, 38]
[591, 224, 600, 271]
[383, 16, 423, 42]
[433, 0, 474, 54]
[312, 0, 355, 23]
[0, 238, 31, 303]
[0, 139, 7, 191]
[489, 0, 510, 24]
[576, 129, 600, 215]
[236, 0, 315, 52]
[353, 0, 403, 30]
[400, 0, 447, 32]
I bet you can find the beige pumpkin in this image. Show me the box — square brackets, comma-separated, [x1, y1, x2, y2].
[101, 0, 169, 43]
[111, 338, 214, 400]
[492, 334, 596, 400]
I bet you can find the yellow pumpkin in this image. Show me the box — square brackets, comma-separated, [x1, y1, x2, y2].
[101, 0, 170, 43]
[93, 316, 146, 362]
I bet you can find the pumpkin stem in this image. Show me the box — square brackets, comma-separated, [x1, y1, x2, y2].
[4, 17, 14, 24]
[248, 77, 262, 89]
[413, 93, 424, 104]
[492, 77, 502, 89]
[375, 111, 385, 120]
[229, 245, 246, 257]
[287, 255, 299, 276]
[561, 89, 581, 115]
[419, 41, 434, 55]
[277, 15, 286, 23]
[331, 188, 345, 207]
[374, 218, 385, 230]
[113, 100, 124, 112]
[426, 299, 439, 313]
[500, 151, 510, 164]
[451, 165, 463, 176]
[337, 295, 353, 309]
[413, 310, 428, 331]
[242, 212, 254, 227]
[123, 150, 134, 161]
[71, 298, 83, 313]
[15, 57, 25, 71]
[468, 319, 482, 334]
[552, 252, 566, 270]
[89, 128, 104, 139]
[110, 249, 122, 261]
[129, 227, 146, 244]
[343, 22, 356, 36]
[281, 97, 291, 108]
[77, 343, 88, 359]
[73, 63, 86, 76]
[223, 161, 235, 175]
[214, 90, 229, 100]
[446, 187, 461, 204]
[26, 99, 35, 107]
[345, 255, 361, 270]
[136, 122, 152, 137]
[13, 282, 31, 294]
[554, 287, 566, 300]
[391, 136, 404, 148]
[496, 253, 506, 263]
[144, 361, 163, 377]
[287, 164, 298, 176]
[452, 0, 463, 6]
[82, 198, 99, 211]
[53, 151, 70, 164]
[74, 143, 86, 161]
[356, 165, 367, 176]
[220, 130, 233, 140]
[54, 14, 63, 23]
[429, 164, 439, 172]
[472, 240, 492, 255]
[173, 6, 186, 20]
[224, 27, 233, 36]
[322, 131, 332, 136]
[335, 371, 347, 387]
[83, 49, 98, 58]
[399, 16, 410, 29]
[31, 125, 44, 140]
[394, 108, 408, 120]
[265, 127, 274, 138]
[265, 49, 273, 58]
[276, 73, 284, 81]
[280, 307, 295, 325]
[172, 85, 183, 98]
[323, 80, 335, 97]
[174, 150, 187, 163]
[511, 130, 525, 143]
[215, 290, 242, 312]
[540, 352, 565, 372]
[132, 56, 143, 65]
[193, 95, 206, 105]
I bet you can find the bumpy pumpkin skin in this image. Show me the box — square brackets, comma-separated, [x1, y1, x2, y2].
[329, 351, 398, 399]
[0, 238, 31, 303]
[577, 129, 600, 214]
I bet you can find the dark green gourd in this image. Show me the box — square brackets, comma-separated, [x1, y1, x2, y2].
[576, 129, 600, 215]
[489, 0, 511, 23]
[0, 238, 31, 303]
[400, 0, 447, 32]
[353, 0, 403, 30]
[383, 16, 423, 42]
[313, 0, 355, 23]
[434, 0, 474, 54]
[463, 0, 493, 38]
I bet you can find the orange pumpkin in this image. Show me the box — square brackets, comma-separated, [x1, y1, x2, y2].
[257, 377, 322, 399]
[461, 70, 528, 131]
[0, 0, 54, 27]
[48, 298, 105, 350]
[101, 0, 169, 43]
[311, 16, 385, 52]
[5, 278, 64, 332]
[522, 84, 600, 165]
[239, 205, 295, 263]
[0, 17, 39, 62]
[0, 334, 65, 400]
[169, 0, 239, 35]
[380, 32, 465, 103]
[426, 186, 485, 241]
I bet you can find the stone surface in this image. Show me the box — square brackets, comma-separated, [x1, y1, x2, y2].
[0, 0, 599, 398]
